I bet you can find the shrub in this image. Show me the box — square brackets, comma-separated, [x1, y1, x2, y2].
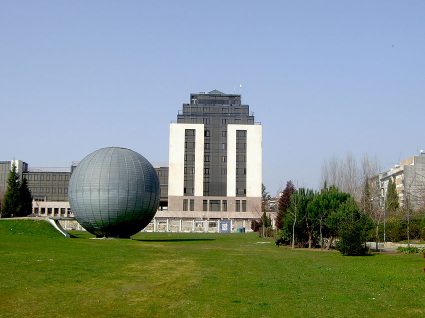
[397, 246, 424, 254]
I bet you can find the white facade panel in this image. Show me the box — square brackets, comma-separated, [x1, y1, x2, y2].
[227, 124, 262, 198]
[246, 125, 262, 197]
[227, 128, 237, 197]
[168, 123, 204, 197]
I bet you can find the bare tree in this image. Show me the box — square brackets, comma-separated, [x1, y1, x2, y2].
[321, 153, 380, 204]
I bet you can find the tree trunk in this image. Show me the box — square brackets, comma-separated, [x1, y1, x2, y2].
[327, 236, 334, 250]
[306, 219, 312, 248]
[308, 231, 312, 249]
[375, 225, 379, 251]
[292, 216, 296, 249]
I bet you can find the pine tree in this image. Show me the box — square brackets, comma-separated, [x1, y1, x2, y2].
[1, 163, 21, 218]
[276, 181, 295, 230]
[385, 179, 399, 215]
[17, 178, 32, 216]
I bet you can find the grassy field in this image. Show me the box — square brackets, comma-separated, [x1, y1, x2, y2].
[1, 219, 424, 318]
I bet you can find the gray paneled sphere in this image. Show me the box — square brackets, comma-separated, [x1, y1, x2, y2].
[68, 147, 159, 238]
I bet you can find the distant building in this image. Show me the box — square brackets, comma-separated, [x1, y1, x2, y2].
[379, 151, 425, 211]
[160, 90, 262, 230]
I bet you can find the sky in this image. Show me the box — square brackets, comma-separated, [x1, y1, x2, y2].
[1, 1, 424, 195]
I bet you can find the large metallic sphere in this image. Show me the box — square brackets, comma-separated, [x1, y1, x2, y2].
[69, 147, 159, 238]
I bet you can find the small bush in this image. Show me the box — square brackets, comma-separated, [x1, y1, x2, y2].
[397, 246, 424, 254]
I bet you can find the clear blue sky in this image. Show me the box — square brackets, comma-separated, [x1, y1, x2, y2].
[1, 1, 424, 195]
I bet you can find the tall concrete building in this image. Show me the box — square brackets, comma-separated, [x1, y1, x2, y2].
[379, 151, 425, 211]
[165, 90, 262, 227]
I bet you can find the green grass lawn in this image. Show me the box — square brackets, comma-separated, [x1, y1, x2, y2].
[1, 219, 424, 318]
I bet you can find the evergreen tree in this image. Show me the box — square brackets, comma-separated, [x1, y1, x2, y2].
[1, 163, 20, 218]
[17, 178, 32, 216]
[320, 187, 351, 249]
[335, 198, 373, 256]
[276, 181, 295, 230]
[385, 179, 399, 215]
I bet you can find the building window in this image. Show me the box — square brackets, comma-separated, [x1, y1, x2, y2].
[209, 200, 220, 212]
[204, 130, 210, 137]
[190, 199, 194, 211]
[242, 200, 247, 212]
[204, 155, 210, 162]
[184, 167, 195, 175]
[222, 200, 227, 212]
[204, 168, 210, 175]
[236, 130, 246, 137]
[222, 156, 227, 162]
[222, 131, 227, 137]
[221, 143, 226, 150]
[222, 119, 228, 125]
[183, 199, 188, 211]
[185, 141, 195, 149]
[185, 129, 195, 136]
[236, 200, 241, 212]
[184, 188, 193, 195]
[205, 143, 210, 150]
[221, 168, 227, 175]
[203, 200, 208, 211]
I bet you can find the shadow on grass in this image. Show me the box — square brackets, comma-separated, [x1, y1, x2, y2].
[132, 238, 216, 242]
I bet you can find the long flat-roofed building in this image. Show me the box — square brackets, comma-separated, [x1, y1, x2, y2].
[160, 90, 262, 230]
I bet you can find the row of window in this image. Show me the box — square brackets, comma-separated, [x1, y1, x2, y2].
[25, 174, 70, 181]
[179, 117, 254, 125]
[194, 199, 247, 212]
[186, 154, 244, 163]
[187, 130, 230, 138]
[31, 187, 68, 194]
[35, 207, 71, 215]
[183, 186, 246, 196]
[186, 142, 246, 151]
[203, 168, 228, 175]
[182, 199, 246, 212]
[184, 129, 247, 141]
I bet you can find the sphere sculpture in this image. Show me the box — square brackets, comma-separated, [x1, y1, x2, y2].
[68, 147, 159, 238]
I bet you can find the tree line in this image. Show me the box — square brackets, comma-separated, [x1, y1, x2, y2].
[274, 181, 372, 255]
